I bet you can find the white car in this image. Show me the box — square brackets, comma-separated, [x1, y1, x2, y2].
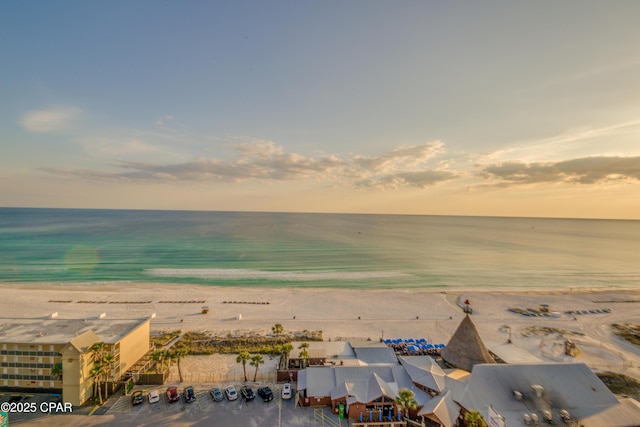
[148, 389, 160, 404]
[225, 385, 238, 401]
[282, 383, 292, 400]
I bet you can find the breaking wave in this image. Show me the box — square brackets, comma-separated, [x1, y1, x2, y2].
[145, 268, 412, 281]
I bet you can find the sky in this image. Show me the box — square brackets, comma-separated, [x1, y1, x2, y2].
[2, 1, 640, 219]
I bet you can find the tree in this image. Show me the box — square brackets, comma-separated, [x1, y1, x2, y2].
[89, 342, 108, 403]
[395, 388, 417, 419]
[89, 342, 106, 364]
[236, 351, 251, 382]
[250, 354, 264, 382]
[90, 364, 105, 404]
[101, 354, 116, 400]
[272, 324, 284, 342]
[169, 348, 188, 383]
[151, 349, 167, 373]
[279, 343, 294, 370]
[465, 410, 487, 427]
[298, 342, 310, 367]
[51, 363, 63, 381]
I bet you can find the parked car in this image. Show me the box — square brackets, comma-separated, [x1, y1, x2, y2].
[131, 390, 144, 405]
[241, 386, 255, 401]
[257, 386, 273, 402]
[166, 386, 180, 403]
[225, 385, 238, 401]
[183, 386, 196, 403]
[210, 387, 224, 401]
[282, 383, 292, 400]
[148, 389, 160, 404]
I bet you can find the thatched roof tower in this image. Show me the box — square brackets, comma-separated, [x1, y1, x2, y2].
[441, 315, 495, 372]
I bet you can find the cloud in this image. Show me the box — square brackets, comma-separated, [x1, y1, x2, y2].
[353, 141, 445, 173]
[477, 119, 640, 164]
[20, 106, 82, 133]
[479, 156, 640, 186]
[41, 140, 456, 189]
[355, 170, 459, 190]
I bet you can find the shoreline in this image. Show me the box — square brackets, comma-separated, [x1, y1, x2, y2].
[2, 280, 640, 294]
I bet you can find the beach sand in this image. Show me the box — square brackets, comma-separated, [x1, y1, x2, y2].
[2, 283, 639, 381]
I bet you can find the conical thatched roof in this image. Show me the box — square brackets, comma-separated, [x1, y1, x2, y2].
[441, 315, 495, 372]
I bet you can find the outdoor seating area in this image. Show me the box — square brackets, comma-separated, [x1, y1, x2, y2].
[383, 339, 446, 356]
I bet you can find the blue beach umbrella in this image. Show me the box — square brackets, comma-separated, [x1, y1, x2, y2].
[388, 408, 392, 419]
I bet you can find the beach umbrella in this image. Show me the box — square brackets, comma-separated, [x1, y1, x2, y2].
[426, 344, 434, 349]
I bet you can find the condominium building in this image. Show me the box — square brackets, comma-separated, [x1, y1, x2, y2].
[0, 313, 151, 405]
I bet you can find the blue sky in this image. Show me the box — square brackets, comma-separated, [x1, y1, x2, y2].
[2, 1, 640, 218]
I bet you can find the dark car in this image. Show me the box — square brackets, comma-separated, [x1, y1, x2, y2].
[131, 390, 144, 405]
[166, 386, 180, 403]
[257, 387, 273, 402]
[183, 386, 196, 403]
[240, 386, 255, 401]
[210, 387, 224, 401]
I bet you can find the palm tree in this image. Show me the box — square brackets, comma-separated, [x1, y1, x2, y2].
[151, 349, 167, 373]
[90, 364, 105, 404]
[89, 342, 106, 364]
[465, 410, 487, 427]
[298, 342, 310, 367]
[88, 342, 107, 403]
[279, 343, 294, 370]
[169, 348, 188, 383]
[101, 354, 116, 400]
[236, 351, 251, 382]
[395, 388, 417, 419]
[250, 354, 264, 382]
[51, 363, 63, 381]
[272, 324, 284, 342]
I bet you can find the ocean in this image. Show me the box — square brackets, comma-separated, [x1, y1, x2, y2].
[0, 207, 639, 290]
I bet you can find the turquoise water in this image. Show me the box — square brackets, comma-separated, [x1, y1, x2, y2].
[1, 208, 639, 289]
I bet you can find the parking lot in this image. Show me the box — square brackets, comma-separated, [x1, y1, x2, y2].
[103, 383, 323, 426]
[0, 383, 339, 426]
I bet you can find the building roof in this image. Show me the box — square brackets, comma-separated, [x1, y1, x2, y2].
[290, 341, 357, 362]
[0, 316, 150, 345]
[67, 330, 100, 353]
[418, 390, 460, 427]
[399, 356, 446, 393]
[440, 315, 495, 371]
[459, 363, 620, 427]
[351, 342, 398, 365]
[299, 365, 430, 407]
[486, 341, 543, 363]
[580, 397, 640, 427]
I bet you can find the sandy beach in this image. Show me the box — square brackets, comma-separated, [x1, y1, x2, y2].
[2, 283, 639, 381]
